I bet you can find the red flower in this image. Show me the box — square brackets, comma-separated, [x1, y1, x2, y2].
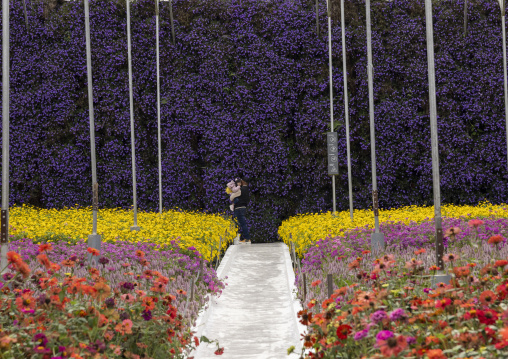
[87, 247, 100, 256]
[468, 219, 484, 228]
[311, 280, 321, 287]
[488, 235, 505, 245]
[495, 260, 508, 268]
[6, 251, 22, 264]
[426, 349, 447, 359]
[477, 309, 498, 325]
[453, 266, 470, 278]
[38, 243, 53, 253]
[479, 290, 497, 306]
[336, 325, 352, 340]
[214, 347, 224, 355]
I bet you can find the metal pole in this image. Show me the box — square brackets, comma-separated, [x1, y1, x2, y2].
[424, 0, 449, 286]
[315, 0, 320, 36]
[84, 0, 101, 261]
[502, 13, 508, 172]
[366, 0, 384, 251]
[169, 0, 175, 44]
[127, 0, 140, 231]
[341, 0, 353, 221]
[156, 0, 162, 214]
[1, 0, 10, 273]
[463, 0, 468, 37]
[326, 0, 336, 214]
[21, 0, 28, 32]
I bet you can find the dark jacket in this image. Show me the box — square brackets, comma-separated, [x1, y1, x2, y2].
[234, 186, 250, 208]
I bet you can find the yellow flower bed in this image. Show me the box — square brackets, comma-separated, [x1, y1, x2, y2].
[279, 201, 508, 255]
[9, 205, 236, 260]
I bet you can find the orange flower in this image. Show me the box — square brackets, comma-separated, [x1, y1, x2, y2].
[15, 291, 36, 312]
[36, 254, 52, 270]
[93, 281, 111, 301]
[14, 260, 31, 279]
[87, 247, 100, 256]
[150, 280, 166, 293]
[114, 319, 133, 335]
[38, 243, 53, 253]
[488, 235, 505, 245]
[453, 266, 470, 278]
[348, 260, 361, 270]
[468, 219, 484, 228]
[6, 251, 22, 264]
[135, 250, 145, 259]
[414, 248, 426, 255]
[378, 335, 407, 357]
[61, 259, 75, 268]
[444, 227, 461, 238]
[443, 253, 459, 262]
[500, 327, 508, 341]
[311, 280, 321, 287]
[426, 349, 447, 359]
[479, 290, 497, 306]
[142, 296, 156, 311]
[176, 289, 187, 296]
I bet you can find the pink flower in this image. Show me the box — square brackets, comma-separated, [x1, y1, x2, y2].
[468, 219, 484, 228]
[121, 294, 136, 303]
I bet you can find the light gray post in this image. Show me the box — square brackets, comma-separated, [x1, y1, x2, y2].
[1, 0, 10, 273]
[341, 0, 353, 221]
[326, 0, 336, 214]
[502, 10, 508, 172]
[126, 0, 140, 231]
[366, 0, 384, 251]
[156, 0, 162, 214]
[84, 0, 101, 262]
[21, 0, 28, 32]
[424, 0, 449, 287]
[169, 0, 175, 44]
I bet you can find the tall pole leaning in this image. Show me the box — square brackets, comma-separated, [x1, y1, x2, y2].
[341, 0, 353, 221]
[126, 0, 140, 231]
[84, 0, 101, 260]
[326, 0, 336, 214]
[156, 0, 162, 214]
[1, 0, 10, 272]
[365, 0, 384, 251]
[424, 0, 449, 286]
[499, 0, 508, 172]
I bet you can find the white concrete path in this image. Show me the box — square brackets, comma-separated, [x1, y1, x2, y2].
[191, 242, 306, 359]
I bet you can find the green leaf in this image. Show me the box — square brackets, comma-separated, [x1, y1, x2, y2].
[287, 346, 295, 355]
[199, 335, 212, 343]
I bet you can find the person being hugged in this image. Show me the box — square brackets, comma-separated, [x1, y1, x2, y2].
[232, 177, 251, 244]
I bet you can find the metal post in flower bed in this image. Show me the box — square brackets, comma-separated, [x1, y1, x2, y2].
[365, 0, 384, 252]
[327, 273, 333, 298]
[127, 0, 140, 232]
[341, 0, 354, 222]
[155, 0, 163, 215]
[84, 0, 102, 261]
[1, 0, 10, 273]
[424, 0, 450, 287]
[497, 0, 508, 171]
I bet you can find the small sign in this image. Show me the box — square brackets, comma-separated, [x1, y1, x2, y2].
[327, 132, 339, 175]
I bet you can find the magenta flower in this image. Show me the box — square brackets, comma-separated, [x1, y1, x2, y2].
[389, 308, 406, 321]
[376, 330, 394, 341]
[370, 310, 388, 324]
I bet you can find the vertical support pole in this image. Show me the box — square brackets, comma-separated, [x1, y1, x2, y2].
[21, 0, 28, 32]
[502, 13, 508, 172]
[156, 0, 163, 214]
[190, 277, 194, 301]
[463, 0, 468, 37]
[424, 0, 450, 287]
[169, 0, 176, 44]
[302, 273, 307, 301]
[326, 0, 336, 214]
[327, 273, 333, 298]
[315, 0, 320, 36]
[215, 236, 222, 270]
[341, 0, 353, 221]
[84, 0, 102, 261]
[1, 0, 10, 274]
[126, 0, 140, 232]
[366, 0, 384, 252]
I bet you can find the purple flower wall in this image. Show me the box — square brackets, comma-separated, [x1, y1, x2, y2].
[1, 0, 507, 242]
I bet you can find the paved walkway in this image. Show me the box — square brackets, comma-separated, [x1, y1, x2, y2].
[192, 243, 305, 359]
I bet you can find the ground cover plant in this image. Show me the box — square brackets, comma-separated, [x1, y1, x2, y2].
[279, 202, 508, 256]
[0, 240, 225, 358]
[2, 0, 508, 242]
[8, 205, 236, 260]
[293, 218, 508, 358]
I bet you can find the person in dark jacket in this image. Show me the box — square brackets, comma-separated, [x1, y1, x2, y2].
[233, 177, 251, 244]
